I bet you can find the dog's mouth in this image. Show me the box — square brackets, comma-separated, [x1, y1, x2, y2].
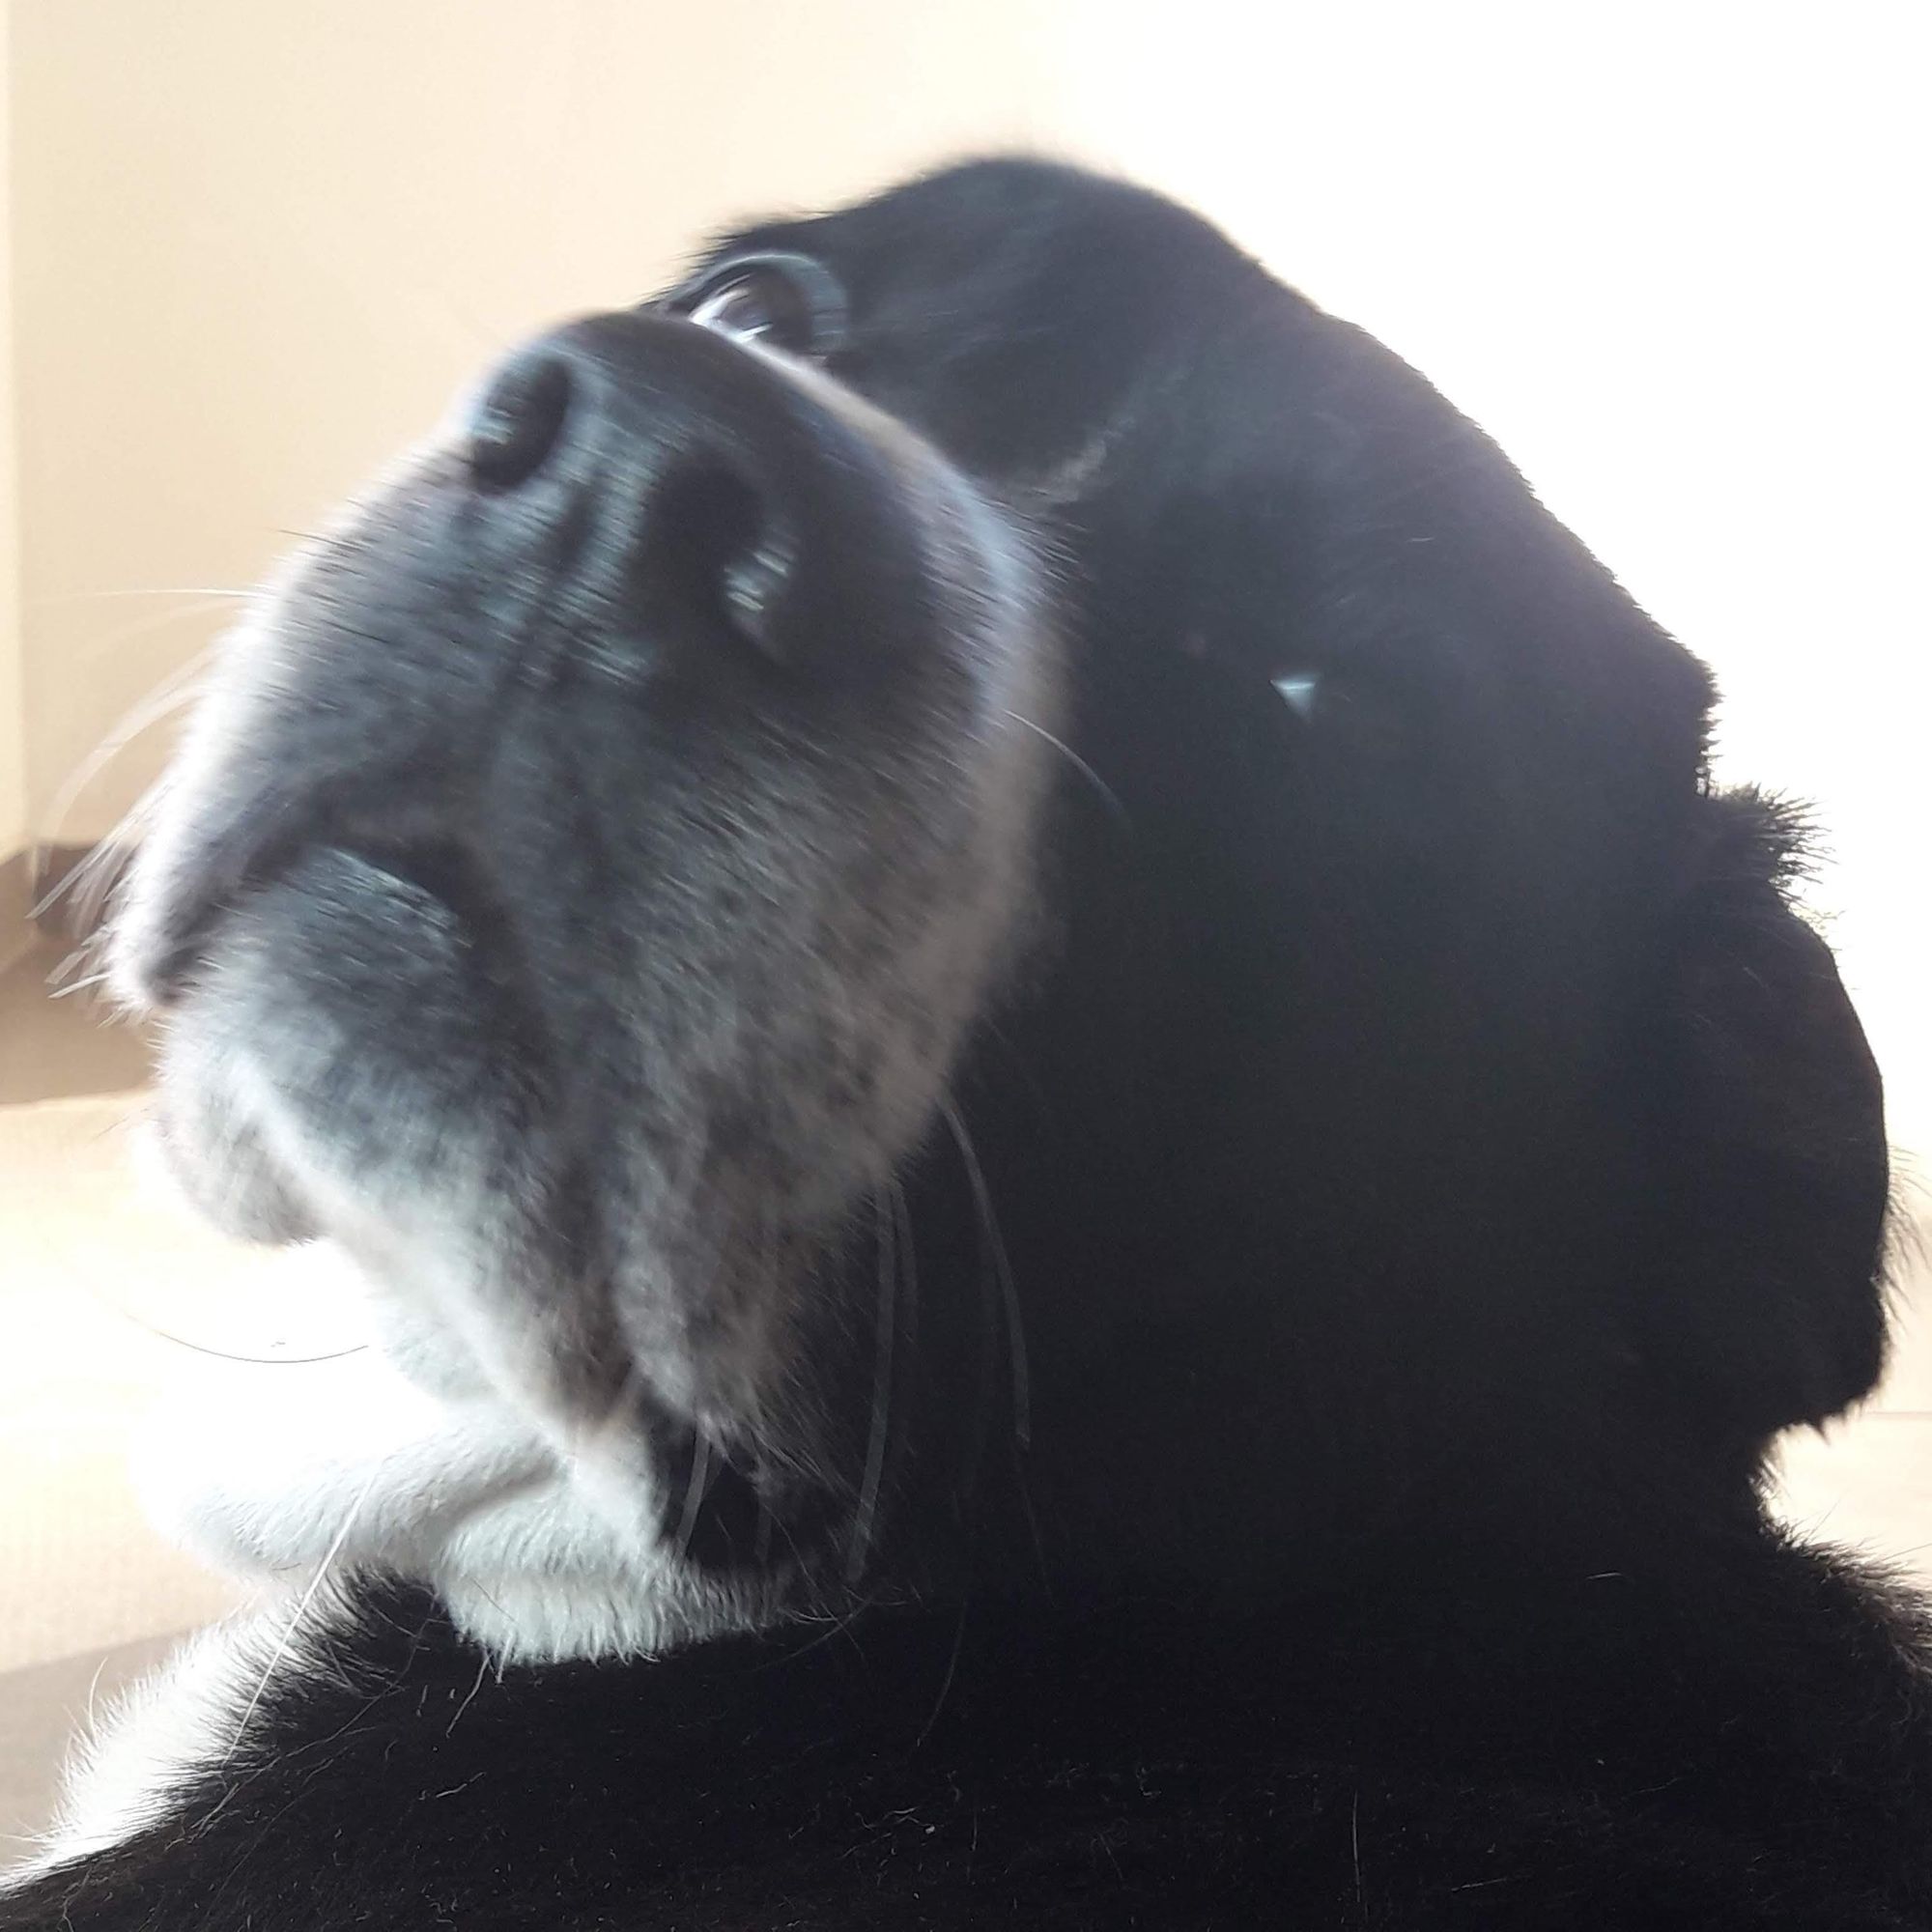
[110, 310, 1061, 1600]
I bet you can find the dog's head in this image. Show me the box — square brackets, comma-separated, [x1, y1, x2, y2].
[110, 159, 1889, 1649]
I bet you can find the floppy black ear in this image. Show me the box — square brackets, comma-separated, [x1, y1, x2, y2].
[1638, 789, 1890, 1440]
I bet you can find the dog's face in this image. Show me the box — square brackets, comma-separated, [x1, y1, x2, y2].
[109, 160, 1889, 1649]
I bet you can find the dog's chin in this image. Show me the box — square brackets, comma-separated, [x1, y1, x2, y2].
[141, 1023, 838, 1664]
[138, 868, 851, 1613]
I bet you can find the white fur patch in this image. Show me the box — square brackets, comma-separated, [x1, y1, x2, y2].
[2, 1588, 353, 1886]
[133, 1318, 755, 1665]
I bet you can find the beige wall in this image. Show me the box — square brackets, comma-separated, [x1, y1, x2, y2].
[0, 0, 24, 867]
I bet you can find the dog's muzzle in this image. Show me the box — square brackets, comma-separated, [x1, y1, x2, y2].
[119, 311, 954, 1013]
[105, 296, 1053, 1601]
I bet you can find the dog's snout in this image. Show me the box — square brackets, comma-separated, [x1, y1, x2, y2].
[466, 348, 575, 489]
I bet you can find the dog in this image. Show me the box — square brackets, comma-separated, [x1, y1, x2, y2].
[3, 156, 1924, 1928]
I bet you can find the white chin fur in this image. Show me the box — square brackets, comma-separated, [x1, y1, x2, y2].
[135, 1295, 751, 1667]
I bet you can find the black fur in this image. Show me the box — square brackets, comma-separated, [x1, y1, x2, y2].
[4, 158, 1920, 1928]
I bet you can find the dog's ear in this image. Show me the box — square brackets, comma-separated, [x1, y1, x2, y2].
[1637, 788, 1889, 1440]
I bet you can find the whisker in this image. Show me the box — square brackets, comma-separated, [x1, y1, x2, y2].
[32, 814, 158, 988]
[889, 1173, 921, 1407]
[764, 1505, 818, 1594]
[82, 1652, 114, 1734]
[33, 785, 168, 979]
[220, 1461, 384, 1765]
[938, 1097, 1031, 1449]
[45, 967, 114, 1001]
[72, 595, 244, 667]
[89, 1297, 370, 1368]
[76, 1166, 371, 1365]
[66, 806, 158, 944]
[757, 1597, 875, 1671]
[31, 586, 250, 606]
[846, 1183, 900, 1585]
[32, 828, 133, 930]
[672, 1431, 714, 1563]
[32, 648, 215, 919]
[913, 1605, 970, 1751]
[1002, 710, 1129, 829]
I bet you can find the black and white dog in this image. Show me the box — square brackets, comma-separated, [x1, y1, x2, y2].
[4, 158, 1924, 1928]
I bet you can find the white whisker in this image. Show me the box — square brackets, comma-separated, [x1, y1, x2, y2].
[846, 1183, 900, 1585]
[220, 1461, 384, 1766]
[938, 1098, 1031, 1449]
[31, 586, 250, 606]
[672, 1432, 713, 1562]
[46, 969, 113, 1001]
[33, 647, 215, 917]
[71, 595, 243, 667]
[1002, 710, 1128, 828]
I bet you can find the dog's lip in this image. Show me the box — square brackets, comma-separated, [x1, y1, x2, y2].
[322, 839, 483, 936]
[139, 827, 501, 1013]
[135, 835, 545, 1264]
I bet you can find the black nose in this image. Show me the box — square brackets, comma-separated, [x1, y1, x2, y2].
[450, 312, 933, 677]
[467, 349, 575, 489]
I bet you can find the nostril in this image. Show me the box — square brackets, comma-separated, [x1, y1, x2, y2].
[467, 350, 575, 488]
[631, 461, 794, 666]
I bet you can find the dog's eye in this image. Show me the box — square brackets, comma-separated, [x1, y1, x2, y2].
[678, 252, 847, 357]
